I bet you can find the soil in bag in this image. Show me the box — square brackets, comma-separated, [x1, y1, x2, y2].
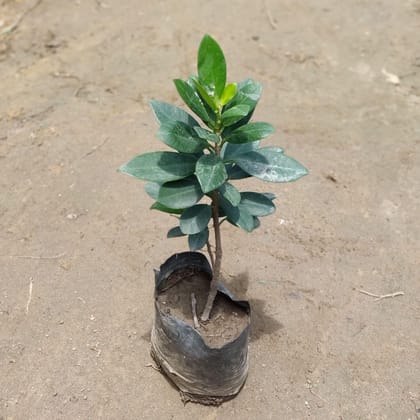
[157, 268, 249, 348]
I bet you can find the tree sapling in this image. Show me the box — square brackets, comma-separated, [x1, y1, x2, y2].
[119, 34, 308, 322]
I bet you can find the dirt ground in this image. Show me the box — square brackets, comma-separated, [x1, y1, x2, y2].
[1, 0, 419, 419]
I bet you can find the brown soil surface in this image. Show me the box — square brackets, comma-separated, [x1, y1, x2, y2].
[157, 269, 249, 348]
[1, 0, 420, 419]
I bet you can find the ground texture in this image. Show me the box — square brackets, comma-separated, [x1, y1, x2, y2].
[1, 0, 420, 419]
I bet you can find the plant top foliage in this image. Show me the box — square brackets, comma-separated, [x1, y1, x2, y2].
[119, 34, 308, 252]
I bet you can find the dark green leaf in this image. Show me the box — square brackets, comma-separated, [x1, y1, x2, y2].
[217, 205, 226, 218]
[158, 177, 204, 209]
[219, 182, 241, 206]
[239, 192, 276, 216]
[234, 147, 308, 182]
[192, 77, 218, 111]
[253, 216, 261, 230]
[189, 78, 218, 127]
[195, 154, 227, 193]
[151, 202, 184, 215]
[224, 122, 275, 144]
[220, 196, 255, 232]
[144, 182, 160, 200]
[118, 152, 196, 183]
[221, 104, 251, 126]
[188, 228, 209, 251]
[222, 110, 256, 136]
[149, 100, 199, 127]
[261, 192, 276, 200]
[222, 79, 262, 134]
[225, 79, 262, 111]
[220, 83, 237, 106]
[174, 79, 211, 124]
[222, 140, 261, 160]
[225, 163, 251, 180]
[158, 121, 208, 153]
[194, 126, 220, 143]
[197, 34, 226, 99]
[180, 204, 212, 234]
[167, 226, 186, 238]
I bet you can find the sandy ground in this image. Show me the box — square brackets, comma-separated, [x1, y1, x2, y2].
[1, 0, 420, 419]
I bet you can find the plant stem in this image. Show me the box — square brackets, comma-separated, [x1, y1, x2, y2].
[201, 190, 222, 321]
[206, 241, 215, 270]
[201, 139, 223, 322]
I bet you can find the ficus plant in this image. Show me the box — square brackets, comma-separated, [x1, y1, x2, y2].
[119, 34, 308, 322]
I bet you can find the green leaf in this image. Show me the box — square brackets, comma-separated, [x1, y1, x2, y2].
[224, 122, 275, 144]
[174, 79, 211, 124]
[192, 77, 218, 111]
[188, 78, 217, 127]
[158, 121, 208, 153]
[222, 140, 261, 160]
[220, 196, 255, 232]
[119, 152, 196, 183]
[194, 126, 220, 143]
[261, 192, 276, 200]
[151, 202, 184, 215]
[188, 228, 209, 251]
[222, 79, 262, 134]
[225, 163, 251, 180]
[195, 154, 228, 193]
[219, 182, 241, 206]
[239, 192, 276, 216]
[158, 177, 204, 209]
[167, 226, 186, 238]
[220, 83, 237, 106]
[226, 79, 262, 111]
[197, 34, 226, 99]
[149, 100, 199, 127]
[221, 104, 251, 127]
[234, 147, 308, 182]
[217, 205, 226, 218]
[180, 204, 212, 234]
[253, 216, 261, 230]
[144, 182, 160, 200]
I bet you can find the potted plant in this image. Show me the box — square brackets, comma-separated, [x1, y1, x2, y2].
[119, 34, 308, 404]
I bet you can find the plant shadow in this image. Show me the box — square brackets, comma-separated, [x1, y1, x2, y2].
[222, 270, 250, 297]
[248, 298, 284, 342]
[140, 329, 152, 342]
[223, 272, 284, 342]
